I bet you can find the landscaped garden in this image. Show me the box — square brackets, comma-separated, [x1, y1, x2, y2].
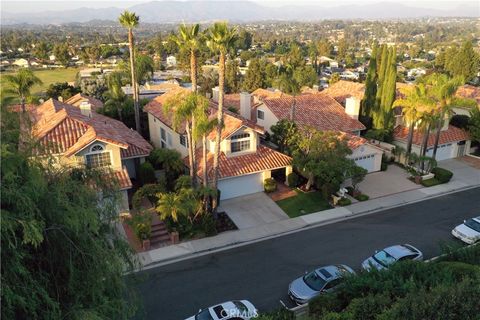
[276, 190, 332, 218]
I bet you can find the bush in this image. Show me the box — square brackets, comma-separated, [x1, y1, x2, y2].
[264, 178, 277, 193]
[338, 197, 352, 206]
[287, 172, 299, 187]
[139, 162, 156, 184]
[132, 183, 166, 209]
[432, 167, 453, 183]
[126, 212, 152, 241]
[421, 178, 441, 187]
[381, 162, 388, 171]
[355, 194, 369, 201]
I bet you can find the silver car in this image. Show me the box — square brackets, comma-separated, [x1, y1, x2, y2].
[185, 300, 257, 320]
[362, 244, 423, 271]
[288, 264, 355, 305]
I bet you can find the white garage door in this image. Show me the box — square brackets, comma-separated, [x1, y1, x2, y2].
[218, 172, 264, 200]
[426, 143, 453, 161]
[353, 154, 377, 173]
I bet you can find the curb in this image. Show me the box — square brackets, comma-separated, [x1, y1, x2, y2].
[138, 184, 479, 271]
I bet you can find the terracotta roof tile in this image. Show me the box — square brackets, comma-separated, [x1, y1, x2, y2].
[393, 125, 470, 148]
[29, 99, 152, 158]
[262, 93, 366, 133]
[456, 85, 480, 108]
[65, 93, 104, 112]
[252, 88, 290, 101]
[188, 145, 292, 180]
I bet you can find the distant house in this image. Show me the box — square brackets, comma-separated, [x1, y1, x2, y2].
[453, 85, 480, 116]
[65, 93, 104, 112]
[166, 55, 177, 67]
[144, 88, 292, 200]
[21, 98, 152, 214]
[49, 54, 56, 61]
[13, 58, 29, 68]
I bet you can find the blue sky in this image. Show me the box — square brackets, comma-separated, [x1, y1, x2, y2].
[3, 0, 477, 13]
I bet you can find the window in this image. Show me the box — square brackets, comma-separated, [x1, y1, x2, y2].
[90, 144, 104, 152]
[160, 127, 167, 148]
[324, 278, 342, 290]
[85, 152, 111, 168]
[230, 133, 251, 153]
[257, 109, 265, 120]
[180, 135, 188, 147]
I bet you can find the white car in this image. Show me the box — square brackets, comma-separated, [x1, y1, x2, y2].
[186, 300, 257, 320]
[452, 216, 480, 244]
[362, 244, 423, 271]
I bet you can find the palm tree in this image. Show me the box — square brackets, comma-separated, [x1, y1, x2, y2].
[172, 23, 201, 93]
[207, 22, 237, 211]
[276, 63, 301, 121]
[104, 72, 127, 121]
[118, 10, 140, 133]
[194, 95, 217, 187]
[425, 74, 477, 160]
[156, 191, 190, 223]
[4, 69, 42, 112]
[393, 84, 434, 157]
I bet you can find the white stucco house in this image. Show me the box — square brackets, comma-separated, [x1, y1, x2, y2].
[166, 55, 177, 67]
[144, 88, 292, 200]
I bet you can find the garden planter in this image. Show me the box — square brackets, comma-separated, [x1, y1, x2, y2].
[170, 231, 179, 244]
[142, 239, 151, 251]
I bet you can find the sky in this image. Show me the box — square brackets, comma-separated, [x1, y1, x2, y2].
[2, 0, 478, 13]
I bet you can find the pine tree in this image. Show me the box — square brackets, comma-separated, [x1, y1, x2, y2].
[361, 43, 378, 116]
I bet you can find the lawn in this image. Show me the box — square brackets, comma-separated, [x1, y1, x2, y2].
[0, 67, 80, 96]
[276, 190, 332, 218]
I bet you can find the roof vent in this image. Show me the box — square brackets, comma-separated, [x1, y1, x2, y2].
[79, 101, 92, 118]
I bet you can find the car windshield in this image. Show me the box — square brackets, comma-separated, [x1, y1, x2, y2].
[195, 308, 214, 320]
[465, 219, 480, 233]
[303, 271, 327, 291]
[233, 301, 248, 313]
[373, 250, 397, 267]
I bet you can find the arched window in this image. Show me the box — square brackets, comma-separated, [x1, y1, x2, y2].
[90, 144, 104, 152]
[85, 144, 111, 168]
[230, 133, 250, 153]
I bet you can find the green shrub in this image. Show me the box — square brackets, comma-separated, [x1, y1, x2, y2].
[432, 167, 453, 183]
[132, 183, 166, 209]
[201, 214, 217, 237]
[139, 162, 156, 184]
[309, 292, 346, 317]
[126, 212, 152, 240]
[264, 178, 277, 193]
[287, 172, 299, 187]
[355, 194, 369, 201]
[338, 197, 352, 206]
[421, 178, 441, 187]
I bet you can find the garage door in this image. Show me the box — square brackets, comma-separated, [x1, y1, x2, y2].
[426, 143, 453, 161]
[218, 172, 264, 200]
[353, 154, 376, 173]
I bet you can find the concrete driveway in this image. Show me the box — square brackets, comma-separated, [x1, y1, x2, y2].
[437, 157, 480, 186]
[218, 192, 289, 229]
[358, 164, 421, 199]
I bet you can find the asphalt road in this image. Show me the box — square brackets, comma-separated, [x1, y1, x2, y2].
[132, 187, 480, 320]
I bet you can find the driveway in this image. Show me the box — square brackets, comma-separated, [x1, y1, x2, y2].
[218, 192, 289, 229]
[358, 164, 421, 199]
[437, 157, 480, 186]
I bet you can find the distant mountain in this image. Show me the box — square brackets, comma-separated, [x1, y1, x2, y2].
[2, 0, 478, 25]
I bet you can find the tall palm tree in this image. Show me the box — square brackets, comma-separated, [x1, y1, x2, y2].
[207, 22, 237, 211]
[425, 74, 476, 160]
[276, 63, 301, 121]
[171, 24, 202, 186]
[118, 10, 140, 133]
[194, 95, 217, 187]
[393, 84, 434, 157]
[4, 69, 42, 112]
[104, 72, 127, 121]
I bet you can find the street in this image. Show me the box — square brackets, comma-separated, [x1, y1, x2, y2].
[131, 187, 479, 320]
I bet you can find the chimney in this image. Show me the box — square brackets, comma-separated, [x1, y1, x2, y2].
[312, 85, 319, 91]
[79, 101, 92, 118]
[239, 92, 251, 120]
[212, 86, 219, 102]
[441, 114, 449, 131]
[345, 97, 360, 120]
[58, 96, 63, 102]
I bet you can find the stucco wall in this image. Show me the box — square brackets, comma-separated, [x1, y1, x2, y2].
[147, 113, 189, 157]
[255, 104, 279, 133]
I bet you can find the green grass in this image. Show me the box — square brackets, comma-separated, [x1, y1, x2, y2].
[276, 190, 332, 218]
[0, 67, 80, 96]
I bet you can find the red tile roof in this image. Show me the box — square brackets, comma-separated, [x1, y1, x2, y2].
[65, 93, 104, 112]
[252, 88, 290, 101]
[112, 168, 133, 190]
[188, 145, 292, 180]
[341, 132, 369, 150]
[261, 93, 366, 133]
[29, 99, 152, 158]
[393, 125, 470, 148]
[456, 85, 480, 108]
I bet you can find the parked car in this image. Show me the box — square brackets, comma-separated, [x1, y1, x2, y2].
[185, 300, 257, 320]
[452, 216, 480, 244]
[288, 264, 355, 305]
[362, 244, 423, 271]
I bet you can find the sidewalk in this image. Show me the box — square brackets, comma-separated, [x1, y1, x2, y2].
[137, 161, 480, 269]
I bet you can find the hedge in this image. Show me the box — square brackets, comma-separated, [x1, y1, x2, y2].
[431, 167, 453, 183]
[355, 194, 370, 201]
[264, 178, 277, 193]
[338, 197, 352, 206]
[421, 178, 441, 187]
[287, 172, 299, 187]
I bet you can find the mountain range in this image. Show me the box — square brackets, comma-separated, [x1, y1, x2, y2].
[2, 0, 479, 25]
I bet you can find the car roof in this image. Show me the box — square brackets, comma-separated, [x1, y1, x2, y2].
[383, 244, 417, 259]
[315, 265, 345, 280]
[471, 216, 480, 223]
[210, 301, 240, 320]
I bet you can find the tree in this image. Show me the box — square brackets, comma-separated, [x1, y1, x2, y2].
[33, 41, 49, 60]
[84, 45, 101, 65]
[225, 59, 241, 93]
[362, 43, 378, 116]
[337, 38, 348, 62]
[45, 82, 80, 101]
[294, 65, 318, 88]
[329, 73, 340, 85]
[171, 23, 201, 93]
[4, 69, 43, 112]
[444, 41, 479, 81]
[373, 45, 397, 130]
[207, 22, 237, 211]
[1, 106, 138, 319]
[293, 129, 353, 191]
[104, 71, 128, 121]
[242, 58, 265, 92]
[468, 108, 480, 143]
[276, 63, 301, 121]
[156, 189, 194, 223]
[119, 10, 141, 133]
[53, 43, 70, 66]
[348, 165, 368, 191]
[270, 119, 299, 155]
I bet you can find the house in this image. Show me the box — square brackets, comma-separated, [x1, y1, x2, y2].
[22, 98, 152, 213]
[144, 88, 293, 200]
[453, 85, 480, 116]
[65, 93, 104, 112]
[166, 55, 177, 67]
[250, 91, 383, 172]
[13, 58, 29, 68]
